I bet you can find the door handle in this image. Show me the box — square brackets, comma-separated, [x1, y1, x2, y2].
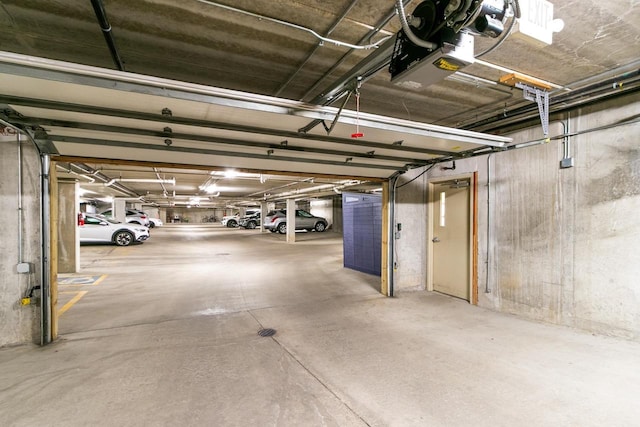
[432, 237, 440, 243]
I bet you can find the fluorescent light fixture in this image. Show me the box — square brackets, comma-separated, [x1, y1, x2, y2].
[224, 169, 238, 178]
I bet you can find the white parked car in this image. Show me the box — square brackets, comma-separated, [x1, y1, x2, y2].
[80, 213, 150, 246]
[100, 208, 151, 227]
[148, 217, 163, 228]
[221, 213, 240, 228]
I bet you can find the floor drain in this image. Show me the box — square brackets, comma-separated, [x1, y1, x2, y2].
[258, 328, 276, 337]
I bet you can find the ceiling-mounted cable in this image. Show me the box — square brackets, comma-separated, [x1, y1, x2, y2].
[90, 0, 125, 71]
[194, 0, 390, 50]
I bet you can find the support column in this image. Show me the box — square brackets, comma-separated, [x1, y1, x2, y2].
[260, 202, 268, 233]
[286, 199, 295, 243]
[57, 179, 80, 273]
[113, 198, 126, 223]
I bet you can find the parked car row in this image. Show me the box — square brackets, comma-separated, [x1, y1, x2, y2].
[80, 213, 150, 246]
[223, 209, 328, 234]
[264, 209, 327, 234]
[100, 208, 163, 228]
[222, 210, 259, 228]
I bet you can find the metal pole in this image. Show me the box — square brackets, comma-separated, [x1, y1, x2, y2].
[17, 133, 23, 263]
[40, 154, 52, 345]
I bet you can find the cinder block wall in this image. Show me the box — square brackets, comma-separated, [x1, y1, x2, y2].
[395, 92, 640, 340]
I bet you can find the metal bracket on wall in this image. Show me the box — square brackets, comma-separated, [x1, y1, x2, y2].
[516, 83, 550, 137]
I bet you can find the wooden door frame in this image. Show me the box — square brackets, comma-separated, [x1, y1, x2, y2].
[427, 172, 478, 304]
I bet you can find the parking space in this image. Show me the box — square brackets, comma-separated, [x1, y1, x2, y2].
[59, 224, 377, 335]
[3, 222, 640, 426]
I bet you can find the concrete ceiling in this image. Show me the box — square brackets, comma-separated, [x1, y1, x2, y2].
[1, 0, 637, 127]
[1, 0, 639, 207]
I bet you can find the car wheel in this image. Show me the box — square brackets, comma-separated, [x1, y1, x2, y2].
[269, 229, 277, 233]
[247, 221, 257, 229]
[314, 222, 326, 232]
[148, 222, 155, 228]
[113, 230, 134, 246]
[277, 223, 287, 234]
[227, 220, 237, 228]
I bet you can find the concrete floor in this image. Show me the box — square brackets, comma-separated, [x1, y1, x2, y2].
[1, 224, 639, 426]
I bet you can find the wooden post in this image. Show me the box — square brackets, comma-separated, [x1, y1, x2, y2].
[381, 180, 390, 296]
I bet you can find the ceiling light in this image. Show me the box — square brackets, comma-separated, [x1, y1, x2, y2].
[225, 169, 238, 178]
[204, 184, 218, 194]
[552, 19, 565, 33]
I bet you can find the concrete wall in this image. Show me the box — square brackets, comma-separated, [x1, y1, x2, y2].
[394, 92, 640, 340]
[310, 198, 334, 228]
[0, 135, 42, 347]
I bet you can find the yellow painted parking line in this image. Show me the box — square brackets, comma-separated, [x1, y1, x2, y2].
[58, 291, 88, 316]
[93, 274, 107, 286]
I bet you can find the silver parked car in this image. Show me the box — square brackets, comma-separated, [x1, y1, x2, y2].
[263, 209, 328, 234]
[239, 212, 261, 229]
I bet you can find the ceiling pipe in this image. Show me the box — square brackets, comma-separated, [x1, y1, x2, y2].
[55, 163, 96, 182]
[267, 179, 362, 200]
[244, 177, 315, 198]
[194, 0, 390, 50]
[274, 0, 359, 97]
[72, 162, 139, 198]
[106, 178, 176, 185]
[153, 167, 170, 197]
[90, 0, 125, 71]
[303, 1, 407, 103]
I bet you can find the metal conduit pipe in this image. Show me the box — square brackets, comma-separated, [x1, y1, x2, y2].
[106, 178, 176, 185]
[194, 0, 389, 50]
[485, 153, 492, 294]
[55, 163, 96, 182]
[275, 0, 360, 97]
[153, 167, 170, 197]
[388, 172, 403, 297]
[90, 0, 125, 71]
[304, 2, 406, 103]
[17, 133, 23, 264]
[40, 154, 52, 345]
[71, 163, 140, 198]
[244, 178, 315, 198]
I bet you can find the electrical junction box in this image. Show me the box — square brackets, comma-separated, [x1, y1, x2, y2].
[560, 158, 575, 169]
[16, 262, 32, 274]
